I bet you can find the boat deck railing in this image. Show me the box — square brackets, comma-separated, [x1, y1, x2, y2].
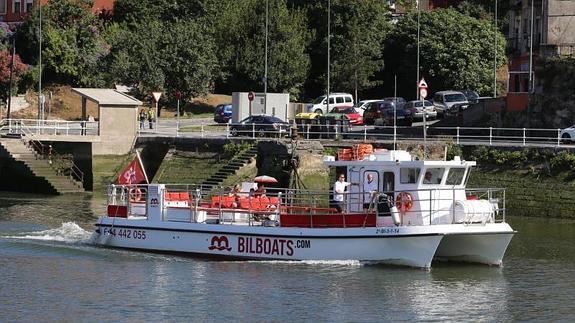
[105, 184, 506, 227]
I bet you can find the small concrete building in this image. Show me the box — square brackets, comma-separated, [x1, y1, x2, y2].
[72, 88, 142, 155]
[232, 92, 290, 123]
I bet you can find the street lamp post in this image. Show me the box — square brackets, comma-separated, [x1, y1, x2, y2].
[38, 1, 42, 121]
[416, 0, 420, 98]
[6, 35, 15, 119]
[493, 0, 498, 98]
[264, 0, 268, 114]
[327, 0, 330, 112]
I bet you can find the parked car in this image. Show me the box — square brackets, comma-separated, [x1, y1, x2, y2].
[306, 93, 354, 115]
[230, 115, 290, 137]
[381, 108, 413, 126]
[362, 97, 406, 125]
[213, 104, 232, 123]
[432, 91, 469, 117]
[404, 100, 437, 120]
[325, 106, 363, 125]
[461, 90, 479, 105]
[560, 125, 575, 143]
[356, 99, 382, 116]
[382, 97, 407, 107]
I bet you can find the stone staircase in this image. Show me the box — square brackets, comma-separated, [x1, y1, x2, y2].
[201, 145, 258, 189]
[0, 138, 85, 194]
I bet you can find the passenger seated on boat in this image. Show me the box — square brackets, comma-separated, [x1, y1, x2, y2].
[228, 184, 241, 208]
[255, 183, 266, 197]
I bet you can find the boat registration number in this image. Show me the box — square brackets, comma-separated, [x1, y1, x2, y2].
[375, 228, 400, 234]
[103, 228, 147, 240]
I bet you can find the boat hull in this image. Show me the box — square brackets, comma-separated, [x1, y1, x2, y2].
[93, 220, 443, 268]
[433, 223, 515, 265]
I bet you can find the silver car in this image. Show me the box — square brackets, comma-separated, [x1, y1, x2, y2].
[432, 91, 469, 117]
[404, 100, 437, 120]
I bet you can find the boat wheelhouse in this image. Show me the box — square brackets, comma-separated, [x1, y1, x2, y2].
[93, 149, 515, 268]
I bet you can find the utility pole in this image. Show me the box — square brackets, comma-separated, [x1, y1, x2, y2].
[327, 0, 330, 113]
[416, 0, 420, 99]
[493, 0, 498, 98]
[6, 35, 15, 119]
[264, 0, 268, 114]
[529, 0, 534, 93]
[38, 1, 43, 120]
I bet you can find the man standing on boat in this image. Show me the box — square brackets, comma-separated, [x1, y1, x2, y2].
[333, 174, 354, 212]
[363, 173, 378, 211]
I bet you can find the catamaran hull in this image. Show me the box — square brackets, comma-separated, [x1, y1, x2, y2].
[430, 223, 515, 265]
[93, 221, 444, 268]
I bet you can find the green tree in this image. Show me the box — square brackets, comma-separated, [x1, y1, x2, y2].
[106, 19, 217, 101]
[383, 8, 506, 98]
[207, 0, 311, 98]
[15, 0, 109, 87]
[299, 0, 391, 100]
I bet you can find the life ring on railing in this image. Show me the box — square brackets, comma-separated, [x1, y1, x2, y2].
[129, 187, 143, 203]
[395, 192, 413, 214]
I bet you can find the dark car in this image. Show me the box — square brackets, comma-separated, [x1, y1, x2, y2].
[382, 108, 413, 126]
[461, 90, 479, 105]
[230, 115, 290, 137]
[362, 97, 406, 125]
[214, 104, 232, 123]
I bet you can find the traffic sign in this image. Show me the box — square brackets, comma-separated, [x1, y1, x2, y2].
[419, 87, 428, 99]
[248, 91, 255, 101]
[175, 90, 181, 100]
[152, 91, 162, 102]
[418, 78, 428, 89]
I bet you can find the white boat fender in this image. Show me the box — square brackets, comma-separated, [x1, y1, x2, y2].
[390, 206, 401, 226]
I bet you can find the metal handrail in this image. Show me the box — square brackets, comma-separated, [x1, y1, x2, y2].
[106, 184, 506, 226]
[17, 123, 85, 187]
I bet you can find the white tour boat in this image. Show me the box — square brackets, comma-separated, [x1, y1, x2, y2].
[93, 149, 515, 268]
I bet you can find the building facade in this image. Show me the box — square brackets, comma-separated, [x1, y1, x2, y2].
[0, 0, 114, 25]
[507, 0, 575, 111]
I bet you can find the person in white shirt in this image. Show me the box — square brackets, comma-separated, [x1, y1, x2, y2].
[363, 173, 378, 210]
[333, 174, 352, 212]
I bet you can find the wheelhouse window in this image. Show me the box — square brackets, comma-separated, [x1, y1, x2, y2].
[445, 168, 465, 185]
[400, 168, 420, 184]
[422, 168, 445, 185]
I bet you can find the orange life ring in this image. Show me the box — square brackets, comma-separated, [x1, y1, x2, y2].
[395, 192, 413, 214]
[129, 187, 143, 202]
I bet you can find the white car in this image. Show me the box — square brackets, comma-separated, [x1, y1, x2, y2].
[560, 125, 575, 143]
[306, 93, 354, 115]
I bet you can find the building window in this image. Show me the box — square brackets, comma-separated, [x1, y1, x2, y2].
[24, 0, 31, 12]
[0, 0, 6, 14]
[13, 0, 21, 14]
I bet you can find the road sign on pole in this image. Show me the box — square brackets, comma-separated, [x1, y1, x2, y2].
[248, 91, 255, 102]
[418, 78, 428, 99]
[418, 78, 428, 156]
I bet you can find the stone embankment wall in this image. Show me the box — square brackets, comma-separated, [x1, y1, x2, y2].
[468, 168, 575, 219]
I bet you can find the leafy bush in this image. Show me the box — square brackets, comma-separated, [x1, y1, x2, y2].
[549, 151, 575, 172]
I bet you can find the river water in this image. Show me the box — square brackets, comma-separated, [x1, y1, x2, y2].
[0, 193, 573, 322]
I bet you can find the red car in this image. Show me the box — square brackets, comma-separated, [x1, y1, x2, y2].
[326, 106, 363, 125]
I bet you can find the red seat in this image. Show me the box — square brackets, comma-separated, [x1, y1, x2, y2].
[269, 197, 279, 206]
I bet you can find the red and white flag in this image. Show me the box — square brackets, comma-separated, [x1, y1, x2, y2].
[117, 152, 148, 184]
